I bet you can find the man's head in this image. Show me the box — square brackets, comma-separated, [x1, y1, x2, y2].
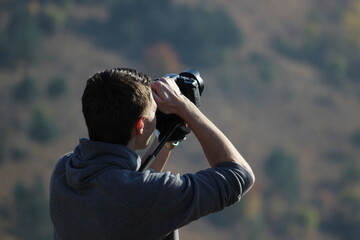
[82, 68, 156, 149]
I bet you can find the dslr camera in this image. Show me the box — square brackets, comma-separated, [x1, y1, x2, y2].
[155, 69, 204, 142]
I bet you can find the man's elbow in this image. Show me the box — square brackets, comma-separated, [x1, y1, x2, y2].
[248, 167, 255, 186]
[241, 166, 255, 196]
[236, 158, 255, 195]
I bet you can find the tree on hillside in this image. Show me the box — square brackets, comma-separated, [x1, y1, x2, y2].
[263, 148, 301, 236]
[47, 76, 68, 98]
[207, 188, 265, 239]
[13, 76, 39, 103]
[5, 177, 53, 240]
[341, 0, 360, 80]
[143, 43, 184, 78]
[264, 148, 300, 202]
[0, 136, 5, 164]
[28, 107, 58, 143]
[77, 0, 243, 67]
[272, 0, 360, 83]
[342, 0, 360, 49]
[322, 187, 360, 239]
[39, 1, 69, 34]
[0, 1, 41, 67]
[350, 129, 360, 149]
[0, 0, 69, 68]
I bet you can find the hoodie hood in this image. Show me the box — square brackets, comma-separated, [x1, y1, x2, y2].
[65, 138, 141, 189]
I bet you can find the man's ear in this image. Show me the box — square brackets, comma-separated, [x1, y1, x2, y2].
[135, 117, 145, 135]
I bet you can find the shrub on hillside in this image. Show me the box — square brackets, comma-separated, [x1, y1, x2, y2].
[350, 129, 360, 149]
[77, 0, 243, 67]
[28, 107, 57, 143]
[272, 3, 360, 84]
[0, 0, 69, 68]
[264, 148, 300, 202]
[0, 1, 41, 67]
[39, 2, 68, 34]
[10, 177, 52, 240]
[0, 139, 5, 163]
[47, 77, 68, 98]
[288, 206, 320, 236]
[322, 187, 360, 239]
[10, 148, 29, 162]
[13, 76, 39, 103]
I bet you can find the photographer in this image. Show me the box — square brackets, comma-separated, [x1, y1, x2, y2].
[50, 67, 255, 240]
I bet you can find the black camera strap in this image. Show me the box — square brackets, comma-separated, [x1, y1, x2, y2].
[138, 123, 184, 172]
[138, 124, 183, 240]
[162, 229, 179, 240]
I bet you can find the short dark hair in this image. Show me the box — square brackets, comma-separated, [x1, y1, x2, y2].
[82, 68, 152, 145]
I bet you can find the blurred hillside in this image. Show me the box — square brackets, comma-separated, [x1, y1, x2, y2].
[0, 0, 360, 239]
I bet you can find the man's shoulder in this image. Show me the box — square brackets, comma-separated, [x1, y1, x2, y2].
[54, 151, 73, 168]
[58, 151, 74, 161]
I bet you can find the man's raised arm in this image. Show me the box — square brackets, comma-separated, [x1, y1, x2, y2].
[151, 78, 255, 183]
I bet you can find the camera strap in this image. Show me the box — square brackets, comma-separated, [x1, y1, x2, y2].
[138, 123, 183, 172]
[138, 124, 183, 239]
[161, 229, 179, 240]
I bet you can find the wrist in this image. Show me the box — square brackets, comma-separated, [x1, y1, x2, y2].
[155, 130, 179, 149]
[175, 97, 193, 120]
[164, 141, 179, 150]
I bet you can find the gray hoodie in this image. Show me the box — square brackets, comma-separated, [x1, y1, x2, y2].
[50, 138, 253, 240]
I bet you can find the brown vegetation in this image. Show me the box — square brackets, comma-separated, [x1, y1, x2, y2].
[1, 0, 360, 239]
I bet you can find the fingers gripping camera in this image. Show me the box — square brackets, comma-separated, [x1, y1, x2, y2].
[155, 69, 204, 142]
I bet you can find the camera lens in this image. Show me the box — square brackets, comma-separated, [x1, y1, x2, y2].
[179, 69, 204, 95]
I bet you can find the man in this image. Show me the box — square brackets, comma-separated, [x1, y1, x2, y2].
[50, 67, 255, 240]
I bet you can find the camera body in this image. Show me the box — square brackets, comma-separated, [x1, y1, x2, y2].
[156, 69, 204, 142]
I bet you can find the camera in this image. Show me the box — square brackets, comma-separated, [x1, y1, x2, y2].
[155, 69, 204, 142]
[139, 69, 204, 171]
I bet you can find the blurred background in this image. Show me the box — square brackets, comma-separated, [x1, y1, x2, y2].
[0, 0, 360, 239]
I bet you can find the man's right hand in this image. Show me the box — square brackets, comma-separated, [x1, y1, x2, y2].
[151, 77, 188, 116]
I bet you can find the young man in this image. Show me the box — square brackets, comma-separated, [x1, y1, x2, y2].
[50, 68, 255, 240]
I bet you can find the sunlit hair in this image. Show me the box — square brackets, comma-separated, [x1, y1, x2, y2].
[82, 68, 152, 145]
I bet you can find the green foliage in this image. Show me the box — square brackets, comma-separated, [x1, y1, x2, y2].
[342, 0, 360, 49]
[258, 63, 276, 84]
[292, 207, 319, 231]
[39, 2, 69, 34]
[207, 204, 242, 228]
[9, 148, 29, 162]
[11, 177, 53, 240]
[47, 77, 68, 98]
[0, 1, 41, 67]
[0, 130, 7, 164]
[323, 149, 350, 163]
[272, 22, 333, 77]
[0, 0, 69, 67]
[285, 206, 320, 238]
[341, 158, 360, 184]
[264, 148, 300, 202]
[301, 22, 328, 64]
[28, 107, 57, 143]
[324, 52, 348, 83]
[0, 139, 5, 163]
[13, 76, 39, 103]
[272, 37, 299, 60]
[350, 129, 360, 149]
[250, 53, 277, 84]
[272, 2, 360, 84]
[78, 0, 242, 66]
[323, 188, 360, 239]
[207, 187, 264, 232]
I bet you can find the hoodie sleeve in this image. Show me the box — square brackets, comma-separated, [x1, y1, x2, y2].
[140, 161, 254, 236]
